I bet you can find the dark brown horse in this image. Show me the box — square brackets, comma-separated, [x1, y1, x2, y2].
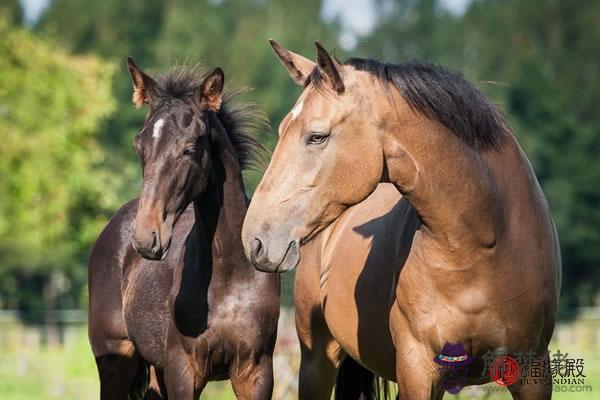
[243, 41, 561, 400]
[88, 59, 280, 399]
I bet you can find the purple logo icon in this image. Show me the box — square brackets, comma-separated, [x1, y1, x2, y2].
[434, 343, 474, 394]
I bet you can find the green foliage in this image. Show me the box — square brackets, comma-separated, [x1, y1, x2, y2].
[0, 16, 116, 312]
[0, 0, 22, 25]
[37, 0, 166, 200]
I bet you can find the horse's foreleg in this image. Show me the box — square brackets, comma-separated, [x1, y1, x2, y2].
[295, 297, 341, 399]
[394, 345, 443, 400]
[94, 340, 145, 400]
[298, 341, 341, 400]
[294, 240, 342, 399]
[229, 354, 274, 400]
[144, 366, 167, 399]
[508, 350, 553, 400]
[164, 349, 203, 400]
[295, 289, 342, 398]
[390, 304, 442, 400]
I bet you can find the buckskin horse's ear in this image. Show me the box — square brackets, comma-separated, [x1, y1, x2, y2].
[314, 41, 344, 94]
[269, 39, 316, 86]
[196, 67, 225, 112]
[126, 57, 159, 109]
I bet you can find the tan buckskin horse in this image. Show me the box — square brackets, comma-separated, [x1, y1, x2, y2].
[242, 40, 561, 400]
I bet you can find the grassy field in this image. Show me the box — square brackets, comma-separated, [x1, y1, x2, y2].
[0, 310, 598, 399]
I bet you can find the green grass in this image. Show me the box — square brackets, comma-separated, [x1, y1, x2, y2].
[0, 325, 97, 400]
[0, 323, 237, 399]
[0, 315, 598, 399]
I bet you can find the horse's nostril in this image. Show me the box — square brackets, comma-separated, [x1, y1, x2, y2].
[150, 231, 160, 252]
[251, 237, 264, 260]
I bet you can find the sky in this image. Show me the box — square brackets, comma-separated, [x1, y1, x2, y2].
[322, 0, 470, 33]
[21, 0, 471, 46]
[322, 0, 471, 48]
[21, 0, 49, 24]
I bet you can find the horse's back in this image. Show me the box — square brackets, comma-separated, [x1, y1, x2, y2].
[306, 183, 420, 380]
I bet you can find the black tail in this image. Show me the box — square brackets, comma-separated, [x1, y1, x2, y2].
[334, 357, 394, 400]
[128, 358, 149, 400]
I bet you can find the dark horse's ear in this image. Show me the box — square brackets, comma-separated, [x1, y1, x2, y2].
[269, 39, 316, 86]
[126, 57, 159, 109]
[314, 41, 344, 94]
[195, 67, 225, 112]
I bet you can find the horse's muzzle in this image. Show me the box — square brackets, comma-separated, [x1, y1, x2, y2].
[247, 237, 300, 273]
[132, 229, 172, 260]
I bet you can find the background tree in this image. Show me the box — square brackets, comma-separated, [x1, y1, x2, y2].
[0, 0, 22, 24]
[38, 0, 167, 202]
[0, 15, 116, 316]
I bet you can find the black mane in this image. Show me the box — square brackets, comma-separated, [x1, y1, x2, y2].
[312, 58, 509, 150]
[155, 66, 268, 170]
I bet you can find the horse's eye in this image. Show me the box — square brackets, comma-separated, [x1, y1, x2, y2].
[307, 133, 330, 145]
[183, 148, 196, 157]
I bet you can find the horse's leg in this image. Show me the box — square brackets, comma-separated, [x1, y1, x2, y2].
[229, 355, 274, 400]
[89, 209, 145, 399]
[164, 350, 203, 400]
[93, 340, 144, 400]
[297, 340, 341, 400]
[164, 363, 202, 400]
[508, 351, 552, 400]
[509, 382, 553, 400]
[144, 366, 167, 399]
[390, 304, 440, 400]
[293, 239, 341, 399]
[296, 302, 342, 400]
[394, 343, 442, 400]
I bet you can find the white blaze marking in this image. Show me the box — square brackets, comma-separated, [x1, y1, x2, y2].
[152, 118, 165, 139]
[290, 100, 304, 119]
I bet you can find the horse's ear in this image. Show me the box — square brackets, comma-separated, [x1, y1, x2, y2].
[126, 57, 159, 109]
[196, 67, 225, 112]
[314, 41, 344, 94]
[269, 39, 316, 86]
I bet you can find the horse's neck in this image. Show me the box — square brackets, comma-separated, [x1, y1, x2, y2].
[383, 115, 510, 260]
[193, 143, 251, 276]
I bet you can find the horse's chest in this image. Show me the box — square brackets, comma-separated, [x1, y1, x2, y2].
[393, 263, 523, 352]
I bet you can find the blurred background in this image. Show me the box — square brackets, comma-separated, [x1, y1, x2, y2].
[0, 0, 598, 398]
